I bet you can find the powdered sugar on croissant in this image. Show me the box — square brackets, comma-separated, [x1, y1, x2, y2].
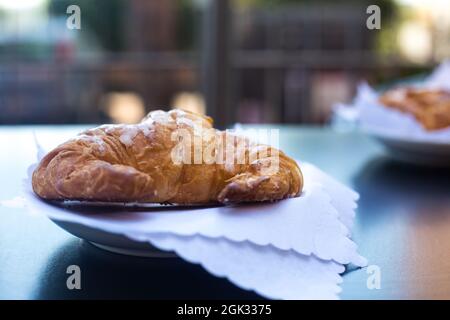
[32, 109, 303, 204]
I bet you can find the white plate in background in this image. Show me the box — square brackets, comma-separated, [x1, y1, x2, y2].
[364, 126, 450, 167]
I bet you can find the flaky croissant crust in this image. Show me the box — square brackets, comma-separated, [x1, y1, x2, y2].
[32, 109, 303, 204]
[379, 87, 450, 131]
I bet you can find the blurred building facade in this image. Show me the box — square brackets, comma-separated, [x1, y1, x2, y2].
[0, 0, 447, 126]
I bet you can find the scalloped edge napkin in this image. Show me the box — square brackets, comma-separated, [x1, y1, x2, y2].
[15, 138, 367, 299]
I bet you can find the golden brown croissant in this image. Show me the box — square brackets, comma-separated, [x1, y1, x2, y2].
[379, 87, 450, 131]
[32, 109, 303, 204]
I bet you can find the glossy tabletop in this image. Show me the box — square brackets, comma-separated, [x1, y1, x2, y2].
[1, 125, 450, 299]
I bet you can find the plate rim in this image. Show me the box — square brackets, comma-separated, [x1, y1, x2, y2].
[361, 125, 450, 147]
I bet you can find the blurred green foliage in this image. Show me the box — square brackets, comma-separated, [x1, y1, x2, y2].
[176, 0, 200, 51]
[236, 0, 396, 15]
[49, 0, 125, 51]
[48, 0, 200, 52]
[46, 0, 398, 54]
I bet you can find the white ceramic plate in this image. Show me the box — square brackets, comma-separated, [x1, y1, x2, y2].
[365, 127, 450, 166]
[50, 218, 176, 258]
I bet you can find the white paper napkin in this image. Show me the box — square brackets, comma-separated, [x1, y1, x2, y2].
[145, 234, 345, 300]
[333, 61, 450, 142]
[9, 137, 367, 299]
[23, 162, 365, 267]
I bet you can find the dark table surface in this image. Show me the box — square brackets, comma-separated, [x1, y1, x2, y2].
[1, 125, 450, 300]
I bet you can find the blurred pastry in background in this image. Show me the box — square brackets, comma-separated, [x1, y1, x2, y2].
[379, 87, 450, 131]
[32, 109, 303, 205]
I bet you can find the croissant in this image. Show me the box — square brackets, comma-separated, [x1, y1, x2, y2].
[32, 109, 303, 204]
[379, 87, 450, 131]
